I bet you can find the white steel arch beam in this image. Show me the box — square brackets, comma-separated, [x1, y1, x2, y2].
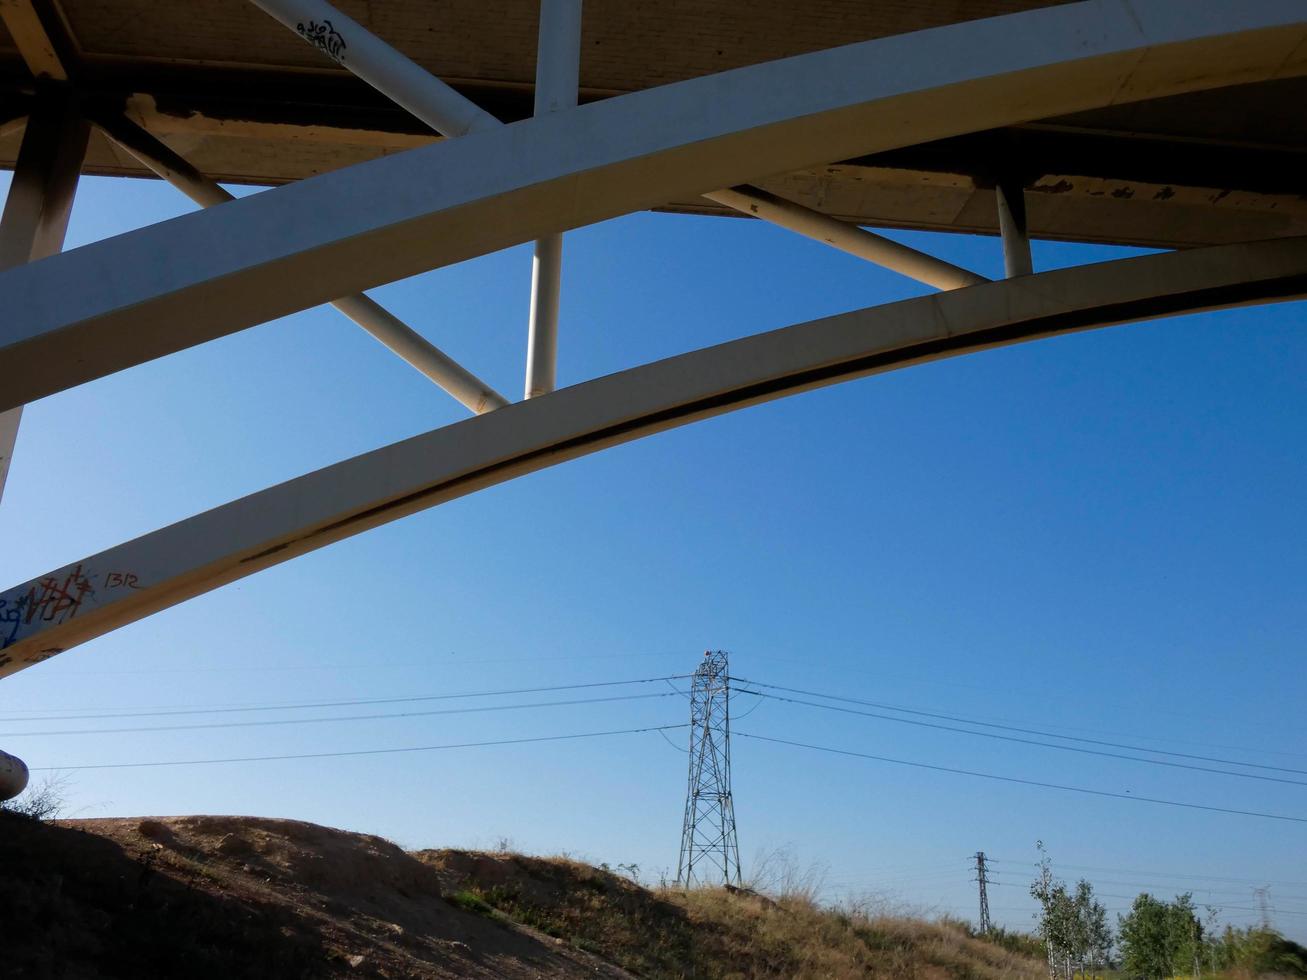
[0, 0, 1304, 411]
[2, 236, 1305, 677]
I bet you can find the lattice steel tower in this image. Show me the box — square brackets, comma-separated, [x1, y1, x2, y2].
[974, 851, 992, 933]
[676, 650, 742, 887]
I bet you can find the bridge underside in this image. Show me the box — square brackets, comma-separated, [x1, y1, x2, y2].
[0, 0, 1305, 681]
[2, 0, 1305, 248]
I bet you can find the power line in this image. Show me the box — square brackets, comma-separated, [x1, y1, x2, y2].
[732, 687, 1307, 787]
[988, 860, 1307, 890]
[44, 649, 691, 677]
[733, 677, 1307, 777]
[0, 674, 692, 722]
[1, 691, 679, 738]
[987, 881, 1307, 909]
[656, 727, 689, 753]
[989, 876, 1307, 904]
[1231, 903, 1307, 919]
[30, 723, 689, 771]
[736, 731, 1307, 825]
[740, 656, 1307, 745]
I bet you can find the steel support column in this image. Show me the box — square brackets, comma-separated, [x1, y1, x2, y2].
[93, 113, 508, 414]
[996, 178, 1033, 278]
[524, 0, 583, 399]
[0, 93, 88, 504]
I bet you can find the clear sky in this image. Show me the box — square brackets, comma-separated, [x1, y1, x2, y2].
[2, 171, 1305, 941]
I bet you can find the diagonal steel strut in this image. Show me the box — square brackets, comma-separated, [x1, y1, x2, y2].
[92, 111, 508, 415]
[705, 186, 987, 290]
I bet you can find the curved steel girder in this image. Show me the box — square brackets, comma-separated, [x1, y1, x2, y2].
[1, 0, 1305, 411]
[2, 236, 1306, 677]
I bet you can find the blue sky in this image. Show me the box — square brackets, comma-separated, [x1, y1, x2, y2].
[1, 171, 1305, 939]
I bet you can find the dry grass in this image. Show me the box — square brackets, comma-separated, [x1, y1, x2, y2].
[672, 888, 1046, 980]
[425, 848, 1047, 980]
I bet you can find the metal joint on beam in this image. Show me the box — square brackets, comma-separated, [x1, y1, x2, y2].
[705, 185, 987, 291]
[93, 112, 508, 414]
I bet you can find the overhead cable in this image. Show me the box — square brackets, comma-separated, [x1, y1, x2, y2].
[30, 723, 689, 771]
[736, 731, 1307, 825]
[2, 691, 678, 738]
[732, 687, 1307, 787]
[733, 677, 1307, 777]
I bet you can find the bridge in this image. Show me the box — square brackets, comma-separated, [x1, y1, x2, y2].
[0, 0, 1304, 719]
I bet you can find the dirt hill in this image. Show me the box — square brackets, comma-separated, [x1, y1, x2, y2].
[0, 811, 1045, 979]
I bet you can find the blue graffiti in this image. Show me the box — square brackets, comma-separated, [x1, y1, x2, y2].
[0, 593, 30, 650]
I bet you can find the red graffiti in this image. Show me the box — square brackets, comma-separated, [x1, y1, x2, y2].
[23, 564, 95, 626]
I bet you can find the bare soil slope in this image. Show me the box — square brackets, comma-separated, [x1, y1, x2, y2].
[1, 812, 1044, 979]
[0, 812, 633, 979]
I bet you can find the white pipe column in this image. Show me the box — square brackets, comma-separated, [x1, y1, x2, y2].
[95, 113, 508, 414]
[996, 178, 1033, 277]
[524, 0, 583, 399]
[705, 186, 986, 291]
[0, 94, 88, 505]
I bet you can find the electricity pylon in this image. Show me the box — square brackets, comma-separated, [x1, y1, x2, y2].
[676, 650, 742, 887]
[974, 851, 992, 933]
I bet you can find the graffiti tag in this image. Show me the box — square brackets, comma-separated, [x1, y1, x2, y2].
[296, 19, 347, 62]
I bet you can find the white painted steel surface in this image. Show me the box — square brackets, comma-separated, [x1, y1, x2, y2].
[525, 232, 565, 398]
[2, 1, 1304, 412]
[2, 236, 1304, 676]
[704, 186, 987, 290]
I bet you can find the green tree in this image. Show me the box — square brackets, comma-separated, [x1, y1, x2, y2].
[1217, 925, 1307, 977]
[1030, 844, 1111, 978]
[1073, 879, 1112, 976]
[1118, 894, 1172, 978]
[1167, 892, 1201, 977]
[1118, 892, 1199, 979]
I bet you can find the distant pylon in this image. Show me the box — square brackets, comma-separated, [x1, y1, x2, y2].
[974, 851, 992, 933]
[676, 650, 742, 887]
[1254, 886, 1273, 930]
